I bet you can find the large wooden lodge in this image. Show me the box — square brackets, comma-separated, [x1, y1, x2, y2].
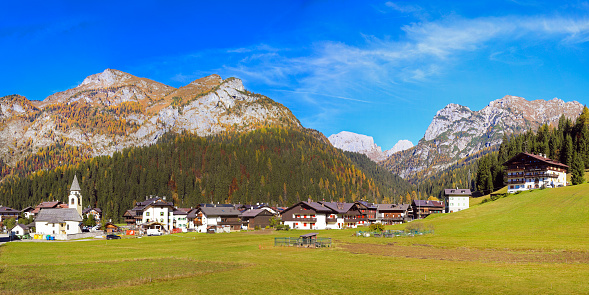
[503, 153, 568, 193]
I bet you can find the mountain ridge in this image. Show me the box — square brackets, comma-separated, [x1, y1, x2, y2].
[382, 95, 583, 181]
[0, 69, 302, 167]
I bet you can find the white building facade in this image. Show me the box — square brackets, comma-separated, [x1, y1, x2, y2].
[444, 189, 471, 213]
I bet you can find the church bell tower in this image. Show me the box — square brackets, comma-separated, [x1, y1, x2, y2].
[69, 175, 82, 217]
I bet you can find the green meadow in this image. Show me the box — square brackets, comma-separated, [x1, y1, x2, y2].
[1, 184, 588, 294]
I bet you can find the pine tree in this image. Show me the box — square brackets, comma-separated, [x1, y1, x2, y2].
[571, 152, 585, 185]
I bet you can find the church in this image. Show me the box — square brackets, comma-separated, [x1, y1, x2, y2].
[35, 175, 84, 237]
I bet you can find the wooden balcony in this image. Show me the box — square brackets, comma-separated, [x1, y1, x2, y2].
[326, 218, 337, 223]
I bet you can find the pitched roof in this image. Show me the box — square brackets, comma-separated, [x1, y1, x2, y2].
[412, 200, 444, 208]
[70, 175, 81, 191]
[83, 207, 102, 214]
[503, 152, 569, 169]
[319, 202, 355, 214]
[241, 208, 274, 218]
[444, 189, 472, 196]
[377, 204, 410, 211]
[302, 201, 333, 213]
[11, 223, 29, 231]
[199, 207, 241, 216]
[35, 208, 82, 223]
[173, 209, 188, 215]
[0, 206, 19, 214]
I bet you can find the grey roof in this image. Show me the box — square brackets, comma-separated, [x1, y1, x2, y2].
[241, 208, 274, 218]
[10, 223, 29, 231]
[444, 189, 472, 196]
[199, 207, 241, 216]
[412, 200, 444, 208]
[35, 208, 82, 223]
[70, 175, 81, 191]
[0, 206, 18, 214]
[377, 204, 410, 212]
[302, 201, 333, 213]
[319, 202, 355, 214]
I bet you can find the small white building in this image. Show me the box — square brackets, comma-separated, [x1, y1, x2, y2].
[141, 198, 175, 232]
[193, 206, 243, 233]
[173, 209, 189, 231]
[444, 189, 471, 213]
[35, 208, 83, 235]
[10, 223, 30, 237]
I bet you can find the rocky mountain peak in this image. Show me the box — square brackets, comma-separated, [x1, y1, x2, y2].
[189, 74, 223, 87]
[328, 131, 413, 162]
[424, 103, 473, 141]
[80, 69, 134, 88]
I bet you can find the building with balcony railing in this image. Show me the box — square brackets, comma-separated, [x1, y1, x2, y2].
[503, 153, 568, 193]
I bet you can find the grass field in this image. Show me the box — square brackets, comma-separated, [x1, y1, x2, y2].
[1, 184, 588, 294]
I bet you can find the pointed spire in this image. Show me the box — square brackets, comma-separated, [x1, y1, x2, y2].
[70, 175, 81, 191]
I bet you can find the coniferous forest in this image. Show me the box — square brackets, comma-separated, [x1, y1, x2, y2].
[0, 127, 415, 222]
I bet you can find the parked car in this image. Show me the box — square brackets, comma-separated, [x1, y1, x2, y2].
[146, 229, 163, 236]
[106, 234, 121, 240]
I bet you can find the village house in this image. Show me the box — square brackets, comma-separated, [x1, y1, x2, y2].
[444, 189, 471, 213]
[355, 201, 377, 224]
[172, 208, 190, 231]
[123, 196, 175, 232]
[21, 206, 34, 219]
[412, 200, 445, 219]
[280, 201, 368, 230]
[82, 207, 102, 223]
[0, 206, 20, 222]
[34, 176, 84, 237]
[503, 152, 568, 193]
[31, 200, 68, 216]
[280, 201, 333, 230]
[319, 202, 366, 228]
[376, 204, 411, 224]
[192, 206, 243, 233]
[10, 223, 30, 237]
[240, 208, 275, 229]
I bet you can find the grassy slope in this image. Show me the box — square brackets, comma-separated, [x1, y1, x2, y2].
[1, 184, 588, 294]
[398, 183, 589, 251]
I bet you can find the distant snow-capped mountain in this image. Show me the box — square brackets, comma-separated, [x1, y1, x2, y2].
[328, 131, 413, 162]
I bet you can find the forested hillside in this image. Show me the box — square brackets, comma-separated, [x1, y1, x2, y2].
[0, 127, 414, 222]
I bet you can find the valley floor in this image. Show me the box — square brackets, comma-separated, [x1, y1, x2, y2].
[2, 184, 588, 294]
[0, 228, 587, 295]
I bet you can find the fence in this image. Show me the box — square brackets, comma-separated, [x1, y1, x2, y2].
[274, 237, 332, 248]
[356, 229, 434, 238]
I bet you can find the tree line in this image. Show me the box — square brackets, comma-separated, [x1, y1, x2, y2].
[0, 127, 414, 223]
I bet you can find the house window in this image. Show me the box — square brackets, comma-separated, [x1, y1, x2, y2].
[146, 212, 150, 216]
[71, 198, 75, 205]
[67, 224, 69, 230]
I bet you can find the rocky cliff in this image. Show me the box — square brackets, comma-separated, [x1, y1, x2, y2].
[0, 69, 301, 166]
[328, 131, 413, 162]
[381, 95, 583, 181]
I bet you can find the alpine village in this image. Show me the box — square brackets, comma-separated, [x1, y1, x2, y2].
[2, 4, 589, 293]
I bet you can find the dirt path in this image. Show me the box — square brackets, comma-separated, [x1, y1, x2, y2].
[339, 242, 589, 264]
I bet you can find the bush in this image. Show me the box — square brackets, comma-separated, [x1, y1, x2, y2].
[369, 223, 386, 232]
[254, 225, 260, 230]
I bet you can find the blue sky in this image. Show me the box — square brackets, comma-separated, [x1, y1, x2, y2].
[2, 1, 589, 149]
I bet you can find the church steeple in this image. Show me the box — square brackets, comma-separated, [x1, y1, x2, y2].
[69, 175, 82, 216]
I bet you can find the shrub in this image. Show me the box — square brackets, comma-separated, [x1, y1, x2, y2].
[369, 223, 386, 232]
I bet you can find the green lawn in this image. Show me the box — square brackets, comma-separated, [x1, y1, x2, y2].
[1, 183, 588, 294]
